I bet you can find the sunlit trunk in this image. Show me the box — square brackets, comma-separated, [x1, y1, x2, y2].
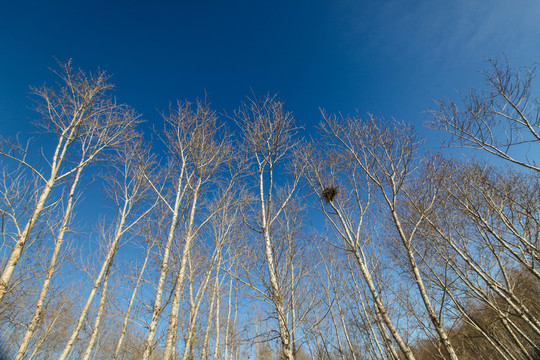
[163, 180, 201, 360]
[114, 246, 150, 360]
[15, 165, 83, 360]
[142, 174, 185, 360]
[82, 258, 112, 360]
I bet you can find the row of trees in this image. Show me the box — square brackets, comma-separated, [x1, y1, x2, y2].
[0, 58, 538, 359]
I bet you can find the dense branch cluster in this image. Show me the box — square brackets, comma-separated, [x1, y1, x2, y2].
[0, 59, 538, 360]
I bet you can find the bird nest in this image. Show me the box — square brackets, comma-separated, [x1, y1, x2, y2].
[321, 185, 339, 203]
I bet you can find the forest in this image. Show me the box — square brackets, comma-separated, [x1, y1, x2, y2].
[0, 58, 538, 360]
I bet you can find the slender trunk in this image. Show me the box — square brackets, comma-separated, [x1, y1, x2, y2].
[264, 229, 293, 360]
[259, 167, 294, 360]
[389, 200, 459, 360]
[353, 249, 416, 360]
[504, 315, 539, 354]
[143, 174, 185, 360]
[15, 165, 83, 360]
[201, 262, 221, 360]
[324, 259, 358, 360]
[233, 280, 240, 360]
[222, 276, 234, 360]
[347, 258, 395, 360]
[0, 127, 75, 302]
[405, 248, 458, 360]
[289, 238, 297, 359]
[336, 297, 358, 360]
[27, 300, 67, 360]
[500, 315, 532, 359]
[163, 180, 201, 360]
[114, 246, 151, 360]
[182, 255, 215, 360]
[319, 260, 346, 360]
[57, 244, 119, 360]
[57, 201, 129, 360]
[328, 202, 414, 360]
[368, 299, 396, 359]
[82, 259, 113, 360]
[329, 307, 347, 359]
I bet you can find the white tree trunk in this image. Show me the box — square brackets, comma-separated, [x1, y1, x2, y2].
[181, 254, 216, 360]
[82, 259, 113, 360]
[113, 245, 151, 360]
[15, 165, 83, 360]
[163, 180, 201, 360]
[142, 175, 185, 360]
[201, 262, 220, 360]
[327, 200, 415, 360]
[57, 201, 130, 360]
[389, 204, 459, 360]
[0, 127, 74, 302]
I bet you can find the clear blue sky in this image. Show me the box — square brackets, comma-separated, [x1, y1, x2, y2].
[1, 0, 540, 144]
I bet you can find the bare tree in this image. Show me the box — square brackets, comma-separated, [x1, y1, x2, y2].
[235, 94, 307, 360]
[301, 132, 413, 360]
[413, 157, 540, 359]
[427, 57, 539, 172]
[419, 58, 540, 359]
[141, 99, 236, 360]
[0, 60, 140, 305]
[198, 193, 243, 360]
[3, 56, 539, 360]
[56, 137, 156, 360]
[317, 113, 460, 360]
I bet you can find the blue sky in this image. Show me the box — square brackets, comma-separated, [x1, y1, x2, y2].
[0, 1, 538, 354]
[1, 0, 540, 145]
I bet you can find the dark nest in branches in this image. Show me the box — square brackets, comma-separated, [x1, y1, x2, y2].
[321, 185, 339, 204]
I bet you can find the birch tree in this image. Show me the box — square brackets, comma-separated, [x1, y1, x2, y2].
[427, 57, 540, 173]
[113, 239, 153, 360]
[424, 58, 540, 358]
[301, 134, 413, 360]
[412, 157, 540, 359]
[142, 99, 236, 360]
[0, 60, 139, 305]
[56, 136, 156, 360]
[235, 94, 305, 360]
[318, 113, 459, 359]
